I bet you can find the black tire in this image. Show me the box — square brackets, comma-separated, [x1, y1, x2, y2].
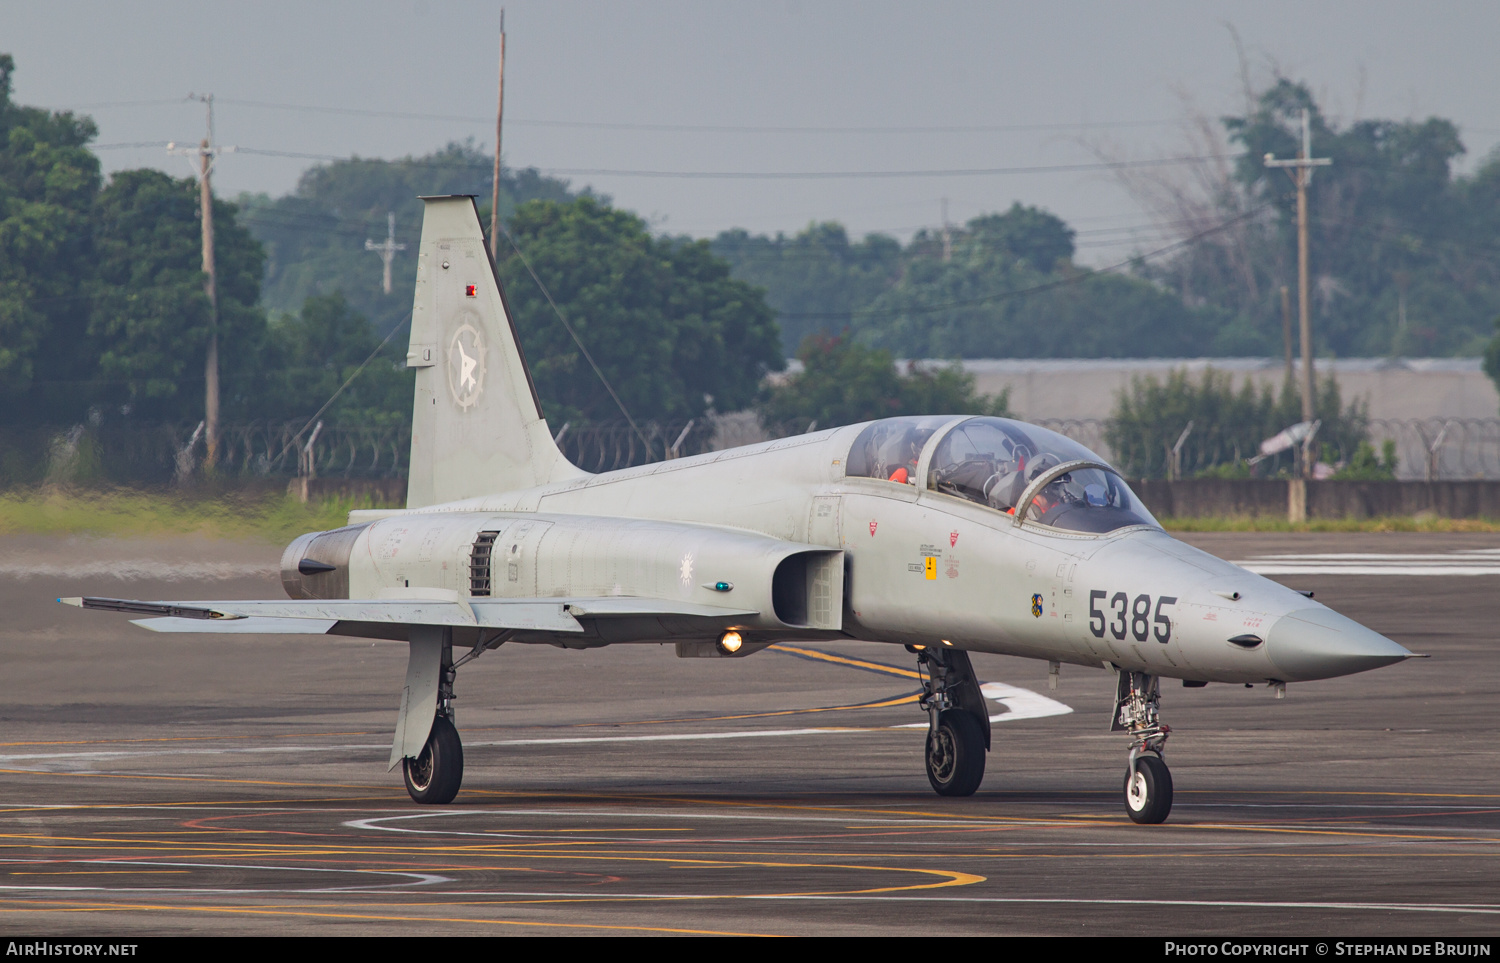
[403, 715, 464, 804]
[925, 710, 986, 797]
[1123, 754, 1172, 824]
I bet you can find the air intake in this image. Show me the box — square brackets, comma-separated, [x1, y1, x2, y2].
[470, 531, 500, 597]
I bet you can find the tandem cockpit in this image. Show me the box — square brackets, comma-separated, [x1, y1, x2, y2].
[845, 416, 1159, 534]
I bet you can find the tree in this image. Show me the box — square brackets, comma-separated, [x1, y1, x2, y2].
[1485, 316, 1500, 408]
[852, 209, 1221, 359]
[88, 169, 267, 422]
[256, 292, 412, 424]
[760, 333, 1010, 430]
[497, 197, 783, 426]
[1105, 367, 1368, 479]
[0, 54, 103, 424]
[711, 222, 901, 355]
[966, 202, 1076, 272]
[1135, 77, 1500, 359]
[239, 143, 592, 337]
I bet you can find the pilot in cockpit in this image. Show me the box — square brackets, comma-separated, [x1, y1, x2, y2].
[877, 426, 934, 485]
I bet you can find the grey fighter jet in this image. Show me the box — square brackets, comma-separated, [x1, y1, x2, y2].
[62, 196, 1415, 823]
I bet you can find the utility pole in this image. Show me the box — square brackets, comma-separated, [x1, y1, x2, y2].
[940, 197, 951, 262]
[1280, 285, 1294, 388]
[365, 213, 407, 294]
[1265, 108, 1331, 439]
[489, 9, 506, 260]
[168, 94, 235, 472]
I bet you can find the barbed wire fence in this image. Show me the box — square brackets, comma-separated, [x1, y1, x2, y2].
[1030, 417, 1500, 481]
[7, 415, 1500, 487]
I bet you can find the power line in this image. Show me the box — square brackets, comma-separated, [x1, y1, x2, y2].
[174, 146, 1245, 180]
[527, 155, 1243, 181]
[494, 222, 648, 445]
[70, 96, 1182, 135]
[776, 205, 1271, 321]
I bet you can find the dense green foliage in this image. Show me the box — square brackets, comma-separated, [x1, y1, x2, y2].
[1328, 439, 1399, 480]
[1161, 79, 1500, 359]
[90, 169, 267, 420]
[238, 144, 591, 336]
[0, 53, 102, 419]
[716, 81, 1500, 363]
[711, 223, 901, 355]
[0, 55, 782, 453]
[499, 198, 783, 425]
[714, 203, 1223, 359]
[1105, 368, 1368, 479]
[851, 214, 1221, 358]
[255, 291, 412, 425]
[760, 334, 1010, 430]
[0, 59, 268, 426]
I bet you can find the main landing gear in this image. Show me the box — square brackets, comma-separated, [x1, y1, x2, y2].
[910, 644, 991, 796]
[404, 714, 464, 804]
[1113, 669, 1172, 824]
[390, 626, 504, 805]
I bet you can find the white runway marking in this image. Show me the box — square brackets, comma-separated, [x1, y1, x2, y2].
[0, 682, 1069, 769]
[1234, 548, 1500, 577]
[0, 859, 450, 895]
[744, 896, 1500, 916]
[980, 682, 1074, 722]
[0, 560, 277, 581]
[889, 682, 1073, 728]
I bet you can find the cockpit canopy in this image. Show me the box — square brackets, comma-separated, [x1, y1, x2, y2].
[846, 416, 1159, 535]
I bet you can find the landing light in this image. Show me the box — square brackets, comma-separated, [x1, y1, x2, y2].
[718, 631, 743, 654]
[941, 639, 953, 647]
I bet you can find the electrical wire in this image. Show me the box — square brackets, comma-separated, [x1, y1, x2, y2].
[777, 205, 1271, 321]
[274, 312, 412, 463]
[493, 223, 649, 446]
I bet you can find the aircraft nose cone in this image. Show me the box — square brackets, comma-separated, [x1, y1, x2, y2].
[1266, 607, 1414, 682]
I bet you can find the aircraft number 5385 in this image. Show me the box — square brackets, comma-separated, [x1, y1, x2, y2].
[1089, 591, 1178, 643]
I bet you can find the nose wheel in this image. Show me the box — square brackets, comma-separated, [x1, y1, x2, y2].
[1124, 752, 1172, 824]
[1113, 669, 1173, 824]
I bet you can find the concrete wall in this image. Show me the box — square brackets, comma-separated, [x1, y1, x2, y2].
[1134, 479, 1500, 520]
[938, 357, 1499, 423]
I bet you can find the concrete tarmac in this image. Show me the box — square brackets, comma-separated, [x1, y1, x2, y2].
[0, 530, 1497, 937]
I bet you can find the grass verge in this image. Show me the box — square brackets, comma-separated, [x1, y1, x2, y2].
[0, 487, 389, 542]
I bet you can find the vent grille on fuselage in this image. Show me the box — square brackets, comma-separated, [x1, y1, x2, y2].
[470, 531, 500, 596]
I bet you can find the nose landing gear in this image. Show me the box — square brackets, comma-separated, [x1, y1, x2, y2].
[1113, 669, 1172, 824]
[911, 645, 990, 797]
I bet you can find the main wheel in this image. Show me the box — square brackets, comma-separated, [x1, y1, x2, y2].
[403, 715, 464, 804]
[925, 710, 986, 797]
[1123, 754, 1172, 824]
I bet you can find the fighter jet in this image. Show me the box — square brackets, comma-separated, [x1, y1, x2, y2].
[61, 196, 1416, 823]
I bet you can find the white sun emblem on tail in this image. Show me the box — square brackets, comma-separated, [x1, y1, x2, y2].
[447, 323, 487, 409]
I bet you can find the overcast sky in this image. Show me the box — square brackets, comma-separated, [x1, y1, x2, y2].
[6, 1, 1498, 264]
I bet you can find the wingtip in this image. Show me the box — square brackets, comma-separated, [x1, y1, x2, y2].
[58, 597, 82, 608]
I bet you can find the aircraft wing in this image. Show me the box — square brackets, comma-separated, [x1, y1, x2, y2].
[59, 595, 759, 637]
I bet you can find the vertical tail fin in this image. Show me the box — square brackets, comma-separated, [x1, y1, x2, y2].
[405, 195, 586, 508]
